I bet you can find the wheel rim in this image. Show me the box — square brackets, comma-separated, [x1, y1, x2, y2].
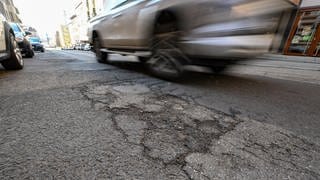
[148, 50, 180, 74]
[147, 30, 185, 76]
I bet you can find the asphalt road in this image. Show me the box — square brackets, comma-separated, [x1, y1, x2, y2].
[0, 50, 319, 179]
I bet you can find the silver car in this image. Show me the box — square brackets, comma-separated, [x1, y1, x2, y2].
[88, 0, 296, 79]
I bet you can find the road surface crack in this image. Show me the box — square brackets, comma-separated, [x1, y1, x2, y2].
[77, 82, 243, 178]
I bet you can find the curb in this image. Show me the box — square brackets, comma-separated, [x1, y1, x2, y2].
[258, 54, 320, 64]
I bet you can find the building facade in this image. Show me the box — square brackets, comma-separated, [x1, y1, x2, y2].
[58, 0, 86, 47]
[0, 0, 21, 23]
[58, 0, 105, 47]
[284, 0, 320, 57]
[60, 25, 72, 47]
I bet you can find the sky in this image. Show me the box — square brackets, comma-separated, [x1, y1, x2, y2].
[13, 0, 74, 39]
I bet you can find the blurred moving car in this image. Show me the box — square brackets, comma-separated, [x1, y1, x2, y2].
[88, 0, 296, 79]
[29, 37, 45, 52]
[0, 12, 23, 70]
[9, 22, 34, 58]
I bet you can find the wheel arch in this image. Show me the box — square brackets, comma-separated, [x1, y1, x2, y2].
[89, 29, 101, 45]
[92, 30, 99, 39]
[152, 8, 183, 35]
[3, 22, 15, 55]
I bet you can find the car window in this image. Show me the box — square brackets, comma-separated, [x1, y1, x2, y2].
[10, 23, 21, 33]
[111, 0, 131, 10]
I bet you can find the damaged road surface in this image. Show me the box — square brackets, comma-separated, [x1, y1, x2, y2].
[0, 50, 320, 179]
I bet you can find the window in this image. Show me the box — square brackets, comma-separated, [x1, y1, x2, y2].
[10, 23, 21, 33]
[106, 0, 131, 10]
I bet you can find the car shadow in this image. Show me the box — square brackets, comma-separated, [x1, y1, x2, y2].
[107, 60, 267, 88]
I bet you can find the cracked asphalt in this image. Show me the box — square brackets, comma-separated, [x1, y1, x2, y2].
[0, 50, 320, 179]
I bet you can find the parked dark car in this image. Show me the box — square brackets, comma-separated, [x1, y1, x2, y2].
[29, 37, 45, 52]
[9, 22, 34, 58]
[0, 11, 24, 70]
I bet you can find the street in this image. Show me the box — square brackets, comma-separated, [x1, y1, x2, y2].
[0, 50, 320, 179]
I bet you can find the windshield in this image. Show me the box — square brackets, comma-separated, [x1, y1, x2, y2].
[10, 23, 21, 33]
[29, 37, 41, 43]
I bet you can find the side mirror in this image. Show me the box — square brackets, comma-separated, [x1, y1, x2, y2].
[25, 31, 32, 36]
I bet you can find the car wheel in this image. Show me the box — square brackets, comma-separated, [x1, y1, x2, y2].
[1, 33, 24, 70]
[26, 49, 34, 58]
[146, 22, 187, 80]
[93, 36, 109, 63]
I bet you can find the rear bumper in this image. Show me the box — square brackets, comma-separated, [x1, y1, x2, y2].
[18, 42, 32, 54]
[178, 0, 294, 60]
[32, 45, 44, 51]
[181, 34, 274, 59]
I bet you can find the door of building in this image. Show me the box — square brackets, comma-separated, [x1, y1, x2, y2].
[285, 8, 320, 57]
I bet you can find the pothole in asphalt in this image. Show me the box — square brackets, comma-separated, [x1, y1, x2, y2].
[113, 84, 150, 94]
[80, 83, 242, 166]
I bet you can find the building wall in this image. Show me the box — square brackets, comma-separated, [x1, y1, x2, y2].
[67, 0, 89, 44]
[0, 0, 21, 23]
[87, 0, 104, 19]
[61, 25, 72, 47]
[64, 0, 106, 46]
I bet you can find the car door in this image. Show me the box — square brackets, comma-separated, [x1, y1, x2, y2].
[106, 0, 148, 48]
[98, 0, 131, 47]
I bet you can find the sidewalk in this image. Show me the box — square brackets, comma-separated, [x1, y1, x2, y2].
[228, 54, 320, 85]
[238, 54, 320, 71]
[259, 54, 320, 64]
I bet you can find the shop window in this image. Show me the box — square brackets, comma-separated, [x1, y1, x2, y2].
[285, 9, 320, 57]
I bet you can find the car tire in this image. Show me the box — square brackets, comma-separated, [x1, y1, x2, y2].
[146, 21, 187, 80]
[1, 33, 24, 70]
[93, 36, 109, 63]
[26, 49, 34, 58]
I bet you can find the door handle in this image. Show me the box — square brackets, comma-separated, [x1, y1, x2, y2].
[112, 13, 122, 19]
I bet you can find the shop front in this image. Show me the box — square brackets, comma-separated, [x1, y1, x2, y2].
[284, 0, 320, 57]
